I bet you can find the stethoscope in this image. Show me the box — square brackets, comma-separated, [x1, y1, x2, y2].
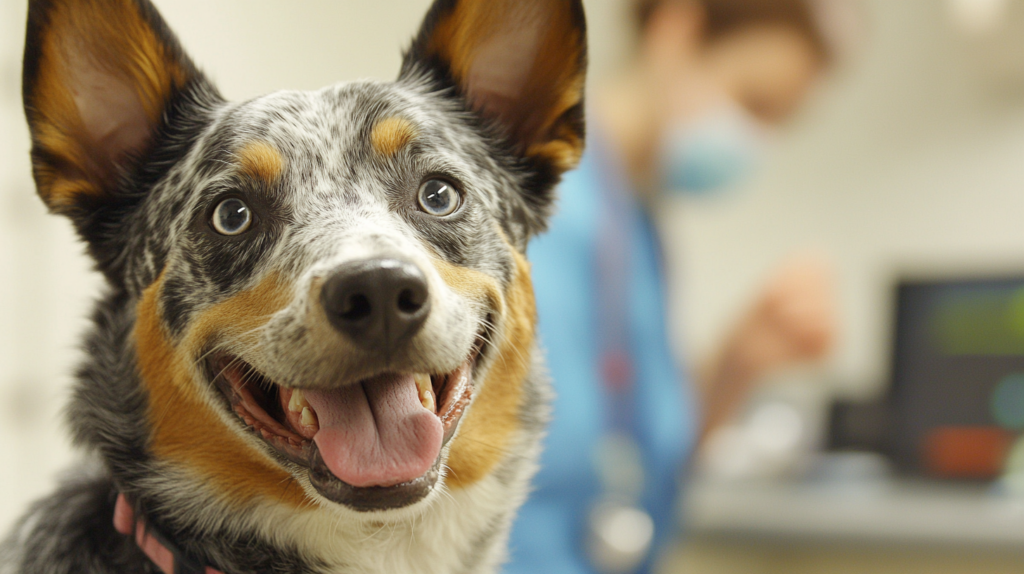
[585, 137, 655, 574]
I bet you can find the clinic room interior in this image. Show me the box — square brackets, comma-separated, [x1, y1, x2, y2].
[3, 0, 1024, 572]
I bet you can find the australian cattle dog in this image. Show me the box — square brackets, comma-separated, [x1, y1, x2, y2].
[0, 0, 587, 571]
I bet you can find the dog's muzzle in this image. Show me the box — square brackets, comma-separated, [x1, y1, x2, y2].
[209, 256, 487, 511]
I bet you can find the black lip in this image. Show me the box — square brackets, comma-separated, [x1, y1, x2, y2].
[307, 444, 440, 511]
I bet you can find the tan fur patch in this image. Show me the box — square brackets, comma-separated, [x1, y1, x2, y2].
[524, 73, 587, 170]
[28, 0, 190, 210]
[432, 258, 505, 320]
[426, 0, 585, 170]
[443, 249, 536, 488]
[236, 141, 285, 183]
[135, 271, 310, 508]
[370, 117, 417, 157]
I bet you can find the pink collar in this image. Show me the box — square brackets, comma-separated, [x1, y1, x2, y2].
[113, 493, 225, 574]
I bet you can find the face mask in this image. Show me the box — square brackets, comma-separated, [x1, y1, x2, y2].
[656, 101, 767, 196]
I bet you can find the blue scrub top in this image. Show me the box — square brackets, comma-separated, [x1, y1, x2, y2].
[506, 135, 697, 574]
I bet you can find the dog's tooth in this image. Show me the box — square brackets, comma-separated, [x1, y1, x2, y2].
[414, 374, 435, 412]
[414, 373, 431, 394]
[301, 406, 318, 428]
[288, 389, 309, 413]
[421, 388, 436, 413]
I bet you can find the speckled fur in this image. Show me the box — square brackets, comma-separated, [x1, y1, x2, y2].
[2, 0, 586, 572]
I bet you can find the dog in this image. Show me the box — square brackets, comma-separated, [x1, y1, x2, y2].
[0, 0, 586, 571]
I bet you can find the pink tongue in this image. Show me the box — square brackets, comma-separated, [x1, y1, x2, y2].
[304, 374, 442, 488]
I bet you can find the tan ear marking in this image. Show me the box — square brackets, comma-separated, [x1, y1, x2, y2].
[417, 0, 586, 170]
[370, 117, 418, 158]
[41, 0, 190, 125]
[236, 141, 285, 183]
[25, 0, 192, 211]
[525, 74, 587, 170]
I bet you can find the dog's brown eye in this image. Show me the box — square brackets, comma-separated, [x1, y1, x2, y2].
[417, 179, 460, 217]
[212, 198, 252, 235]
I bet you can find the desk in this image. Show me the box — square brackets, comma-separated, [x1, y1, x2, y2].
[661, 478, 1024, 574]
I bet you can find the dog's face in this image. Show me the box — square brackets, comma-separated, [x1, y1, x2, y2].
[130, 83, 538, 514]
[22, 0, 585, 523]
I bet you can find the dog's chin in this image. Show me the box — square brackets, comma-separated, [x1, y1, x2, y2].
[207, 342, 482, 513]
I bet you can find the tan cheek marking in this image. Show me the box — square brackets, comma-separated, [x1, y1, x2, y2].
[370, 117, 417, 158]
[182, 271, 294, 351]
[136, 272, 309, 509]
[443, 250, 535, 489]
[236, 141, 285, 183]
[30, 0, 189, 209]
[432, 257, 505, 318]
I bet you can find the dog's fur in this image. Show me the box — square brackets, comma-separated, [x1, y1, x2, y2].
[0, 0, 586, 572]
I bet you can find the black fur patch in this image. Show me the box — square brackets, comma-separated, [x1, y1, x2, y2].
[0, 467, 155, 574]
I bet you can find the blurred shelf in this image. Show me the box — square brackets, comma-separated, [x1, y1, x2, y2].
[683, 477, 1024, 549]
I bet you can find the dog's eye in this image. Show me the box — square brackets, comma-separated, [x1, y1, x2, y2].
[212, 198, 252, 235]
[417, 179, 460, 217]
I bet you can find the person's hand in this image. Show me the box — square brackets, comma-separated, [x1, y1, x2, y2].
[727, 255, 837, 383]
[698, 255, 837, 441]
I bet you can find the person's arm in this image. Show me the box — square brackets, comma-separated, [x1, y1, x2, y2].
[696, 256, 837, 443]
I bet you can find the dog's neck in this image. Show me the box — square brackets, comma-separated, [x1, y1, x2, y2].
[113, 493, 224, 574]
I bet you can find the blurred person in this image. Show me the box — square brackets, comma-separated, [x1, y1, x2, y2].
[506, 1, 839, 573]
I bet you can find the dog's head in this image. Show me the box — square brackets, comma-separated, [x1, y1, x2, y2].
[23, 0, 585, 519]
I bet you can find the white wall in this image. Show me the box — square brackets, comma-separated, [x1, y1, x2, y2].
[0, 0, 89, 536]
[663, 0, 1024, 397]
[3, 0, 1024, 539]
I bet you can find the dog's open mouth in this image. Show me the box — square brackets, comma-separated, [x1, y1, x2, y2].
[208, 350, 477, 511]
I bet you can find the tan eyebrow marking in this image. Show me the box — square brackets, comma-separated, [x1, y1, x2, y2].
[236, 141, 285, 182]
[370, 117, 417, 157]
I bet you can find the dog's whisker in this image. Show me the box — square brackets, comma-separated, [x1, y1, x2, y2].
[191, 322, 271, 370]
[209, 354, 254, 388]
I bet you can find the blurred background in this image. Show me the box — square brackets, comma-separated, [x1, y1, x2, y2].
[3, 0, 1024, 572]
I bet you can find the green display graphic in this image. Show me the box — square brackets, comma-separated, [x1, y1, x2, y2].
[932, 287, 1024, 356]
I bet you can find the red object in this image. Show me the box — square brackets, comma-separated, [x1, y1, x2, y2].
[113, 493, 224, 574]
[922, 426, 1013, 479]
[602, 351, 633, 393]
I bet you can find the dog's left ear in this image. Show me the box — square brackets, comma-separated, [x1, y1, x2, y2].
[22, 0, 205, 215]
[402, 0, 587, 176]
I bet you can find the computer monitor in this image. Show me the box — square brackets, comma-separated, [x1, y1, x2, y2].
[886, 275, 1024, 478]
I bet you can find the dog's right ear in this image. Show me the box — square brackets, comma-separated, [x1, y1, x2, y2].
[23, 0, 204, 215]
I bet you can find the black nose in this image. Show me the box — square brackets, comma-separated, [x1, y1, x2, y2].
[321, 258, 430, 351]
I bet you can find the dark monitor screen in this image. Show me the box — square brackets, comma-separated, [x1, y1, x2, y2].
[887, 276, 1024, 477]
